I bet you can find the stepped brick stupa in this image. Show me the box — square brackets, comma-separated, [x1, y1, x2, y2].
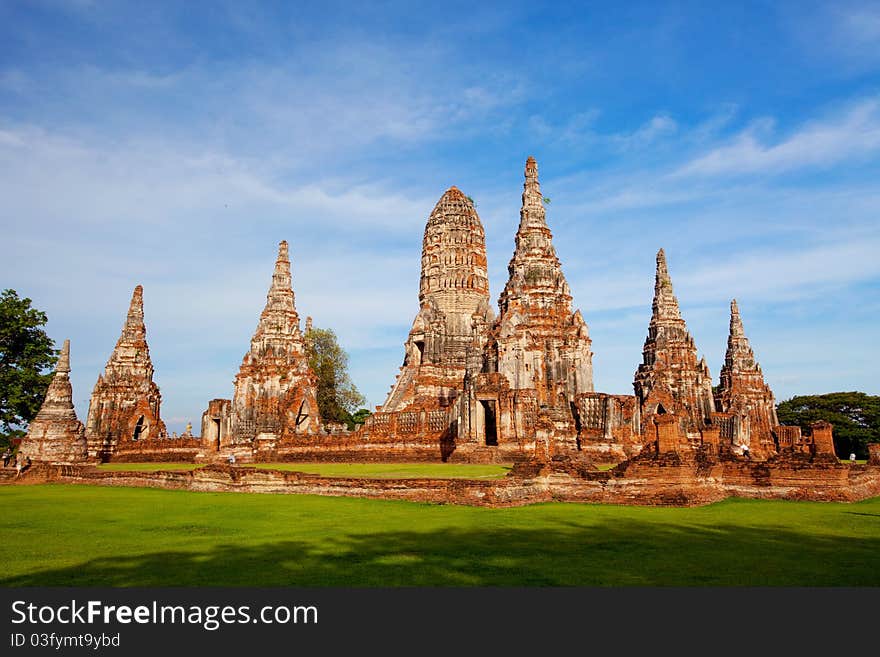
[18, 339, 88, 464]
[633, 249, 715, 444]
[714, 300, 780, 458]
[460, 157, 600, 457]
[85, 285, 166, 460]
[493, 156, 594, 403]
[381, 186, 493, 414]
[201, 240, 321, 459]
[19, 156, 848, 473]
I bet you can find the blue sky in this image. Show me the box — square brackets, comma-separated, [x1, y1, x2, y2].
[2, 1, 879, 432]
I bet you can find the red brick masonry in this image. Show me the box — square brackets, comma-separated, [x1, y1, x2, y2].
[10, 453, 880, 507]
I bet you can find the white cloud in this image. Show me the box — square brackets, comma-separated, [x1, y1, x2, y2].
[674, 98, 880, 177]
[0, 123, 436, 234]
[611, 114, 677, 150]
[523, 111, 676, 151]
[5, 64, 880, 430]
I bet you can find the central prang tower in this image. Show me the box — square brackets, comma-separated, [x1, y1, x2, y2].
[381, 186, 493, 413]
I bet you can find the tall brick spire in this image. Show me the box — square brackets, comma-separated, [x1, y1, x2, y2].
[520, 155, 547, 229]
[120, 284, 146, 342]
[634, 249, 714, 434]
[499, 156, 572, 313]
[231, 241, 320, 441]
[94, 285, 156, 389]
[20, 339, 88, 463]
[652, 248, 682, 322]
[729, 298, 745, 337]
[85, 286, 166, 458]
[715, 299, 779, 453]
[248, 240, 302, 356]
[494, 156, 593, 403]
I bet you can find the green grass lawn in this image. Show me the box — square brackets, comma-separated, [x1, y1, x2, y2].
[242, 462, 512, 479]
[2, 484, 879, 586]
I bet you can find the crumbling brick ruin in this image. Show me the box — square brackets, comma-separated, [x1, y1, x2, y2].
[18, 156, 860, 491]
[458, 157, 600, 460]
[714, 299, 780, 458]
[84, 285, 169, 460]
[355, 186, 493, 458]
[198, 240, 321, 462]
[634, 248, 715, 442]
[18, 339, 88, 464]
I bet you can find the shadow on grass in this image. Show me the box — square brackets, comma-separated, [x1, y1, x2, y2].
[4, 519, 879, 587]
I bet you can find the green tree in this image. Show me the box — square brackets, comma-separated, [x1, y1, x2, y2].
[304, 326, 366, 429]
[0, 289, 58, 450]
[350, 408, 372, 428]
[776, 392, 880, 459]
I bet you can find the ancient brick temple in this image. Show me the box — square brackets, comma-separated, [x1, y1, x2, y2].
[349, 156, 839, 464]
[359, 158, 636, 461]
[633, 249, 715, 442]
[85, 285, 166, 460]
[200, 241, 321, 458]
[19, 156, 847, 470]
[19, 339, 88, 463]
[714, 300, 779, 457]
[460, 157, 599, 457]
[381, 186, 492, 415]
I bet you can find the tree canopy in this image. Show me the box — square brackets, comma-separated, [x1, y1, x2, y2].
[304, 325, 367, 429]
[776, 392, 880, 459]
[0, 289, 58, 449]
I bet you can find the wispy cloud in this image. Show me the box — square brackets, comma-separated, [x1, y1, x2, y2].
[674, 98, 880, 177]
[3, 3, 880, 429]
[611, 115, 677, 150]
[524, 111, 677, 152]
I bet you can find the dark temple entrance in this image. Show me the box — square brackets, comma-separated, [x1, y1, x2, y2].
[132, 415, 145, 441]
[480, 400, 497, 446]
[213, 419, 221, 450]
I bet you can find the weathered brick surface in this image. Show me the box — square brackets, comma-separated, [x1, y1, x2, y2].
[14, 458, 880, 507]
[869, 443, 880, 466]
[228, 241, 321, 449]
[634, 249, 715, 438]
[375, 186, 492, 440]
[457, 157, 599, 457]
[714, 300, 779, 457]
[85, 286, 166, 460]
[52, 157, 858, 486]
[18, 340, 88, 464]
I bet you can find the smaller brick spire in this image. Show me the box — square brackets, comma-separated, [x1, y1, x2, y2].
[250, 240, 301, 352]
[36, 339, 76, 418]
[635, 248, 715, 433]
[716, 298, 780, 449]
[730, 299, 745, 338]
[19, 338, 88, 463]
[120, 285, 146, 343]
[521, 155, 546, 227]
[266, 240, 295, 312]
[56, 337, 71, 374]
[652, 248, 682, 321]
[85, 285, 165, 457]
